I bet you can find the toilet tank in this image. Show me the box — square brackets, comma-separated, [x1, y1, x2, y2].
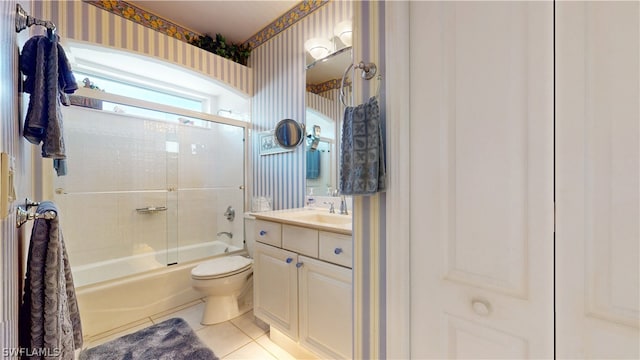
[243, 213, 256, 258]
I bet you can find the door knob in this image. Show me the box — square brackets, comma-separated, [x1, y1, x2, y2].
[471, 298, 491, 316]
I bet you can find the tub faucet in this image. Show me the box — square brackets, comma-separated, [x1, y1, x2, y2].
[217, 231, 233, 239]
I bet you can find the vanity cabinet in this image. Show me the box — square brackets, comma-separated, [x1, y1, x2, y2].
[298, 255, 352, 359]
[254, 221, 353, 359]
[253, 242, 299, 339]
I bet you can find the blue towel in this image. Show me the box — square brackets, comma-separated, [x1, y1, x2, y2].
[306, 149, 321, 179]
[20, 201, 83, 359]
[20, 35, 77, 176]
[339, 97, 386, 195]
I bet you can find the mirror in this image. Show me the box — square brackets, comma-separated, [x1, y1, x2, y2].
[274, 118, 304, 148]
[305, 46, 352, 195]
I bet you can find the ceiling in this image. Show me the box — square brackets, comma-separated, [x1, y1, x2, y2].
[127, 1, 350, 85]
[128, 1, 299, 44]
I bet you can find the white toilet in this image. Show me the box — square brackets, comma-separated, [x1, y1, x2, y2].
[191, 255, 254, 325]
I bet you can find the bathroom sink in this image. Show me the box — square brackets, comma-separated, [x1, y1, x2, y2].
[252, 208, 352, 235]
[289, 212, 352, 226]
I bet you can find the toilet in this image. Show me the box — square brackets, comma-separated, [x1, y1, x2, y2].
[191, 255, 254, 325]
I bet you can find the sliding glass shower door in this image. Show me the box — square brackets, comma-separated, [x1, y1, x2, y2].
[54, 103, 245, 287]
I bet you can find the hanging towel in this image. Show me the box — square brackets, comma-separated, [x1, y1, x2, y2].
[20, 35, 77, 175]
[306, 148, 321, 179]
[19, 201, 83, 360]
[339, 96, 386, 195]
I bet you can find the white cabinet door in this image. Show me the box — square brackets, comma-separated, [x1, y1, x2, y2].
[409, 2, 554, 358]
[253, 242, 299, 340]
[556, 2, 640, 358]
[298, 256, 352, 359]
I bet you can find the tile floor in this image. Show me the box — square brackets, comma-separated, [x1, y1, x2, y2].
[83, 300, 298, 360]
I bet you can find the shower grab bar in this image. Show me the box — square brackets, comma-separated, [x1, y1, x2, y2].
[136, 206, 168, 214]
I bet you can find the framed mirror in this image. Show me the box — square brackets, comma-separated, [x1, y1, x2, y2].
[274, 118, 304, 149]
[305, 46, 353, 196]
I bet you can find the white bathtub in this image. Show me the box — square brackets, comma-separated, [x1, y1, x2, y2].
[75, 241, 245, 337]
[72, 240, 241, 287]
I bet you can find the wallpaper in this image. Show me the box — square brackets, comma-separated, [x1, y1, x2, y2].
[250, 0, 352, 210]
[33, 0, 253, 96]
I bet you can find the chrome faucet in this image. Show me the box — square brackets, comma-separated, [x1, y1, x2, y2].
[324, 201, 335, 213]
[217, 231, 233, 239]
[339, 195, 348, 215]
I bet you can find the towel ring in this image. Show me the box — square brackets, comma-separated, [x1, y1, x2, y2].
[340, 61, 382, 107]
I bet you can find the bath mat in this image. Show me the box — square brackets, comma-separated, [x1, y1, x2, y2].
[79, 318, 218, 360]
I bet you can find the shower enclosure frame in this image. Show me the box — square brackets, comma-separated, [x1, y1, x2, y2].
[33, 87, 253, 281]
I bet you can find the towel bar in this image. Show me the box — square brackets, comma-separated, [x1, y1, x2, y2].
[15, 4, 57, 40]
[16, 198, 57, 228]
[16, 208, 57, 228]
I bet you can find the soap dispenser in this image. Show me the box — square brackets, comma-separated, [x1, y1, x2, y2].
[306, 188, 316, 208]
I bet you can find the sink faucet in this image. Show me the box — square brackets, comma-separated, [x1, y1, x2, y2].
[217, 231, 233, 239]
[339, 196, 348, 215]
[323, 201, 335, 213]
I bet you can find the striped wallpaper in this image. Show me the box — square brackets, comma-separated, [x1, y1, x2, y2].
[305, 88, 343, 129]
[250, 0, 352, 210]
[351, 1, 387, 359]
[32, 1, 253, 96]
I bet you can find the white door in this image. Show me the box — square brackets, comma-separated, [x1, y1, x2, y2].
[253, 242, 299, 339]
[556, 2, 640, 358]
[409, 2, 554, 358]
[298, 256, 352, 359]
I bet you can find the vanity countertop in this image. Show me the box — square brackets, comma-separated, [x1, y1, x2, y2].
[251, 208, 352, 235]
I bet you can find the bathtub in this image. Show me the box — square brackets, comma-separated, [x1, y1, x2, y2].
[72, 240, 241, 287]
[75, 240, 244, 337]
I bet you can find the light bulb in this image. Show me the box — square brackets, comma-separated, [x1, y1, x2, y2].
[304, 38, 332, 60]
[334, 21, 352, 47]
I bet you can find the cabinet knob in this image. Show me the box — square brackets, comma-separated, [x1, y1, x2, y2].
[471, 298, 491, 316]
[259, 230, 267, 236]
[285, 257, 293, 264]
[295, 262, 304, 268]
[334, 248, 343, 255]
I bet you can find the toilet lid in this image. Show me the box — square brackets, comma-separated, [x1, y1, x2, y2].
[191, 256, 253, 279]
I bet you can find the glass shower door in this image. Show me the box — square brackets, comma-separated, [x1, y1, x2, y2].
[54, 106, 174, 287]
[176, 119, 245, 263]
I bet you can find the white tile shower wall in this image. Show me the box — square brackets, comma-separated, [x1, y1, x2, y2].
[251, 1, 352, 210]
[56, 107, 170, 192]
[55, 106, 246, 285]
[55, 191, 169, 267]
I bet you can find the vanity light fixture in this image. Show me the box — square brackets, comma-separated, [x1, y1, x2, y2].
[304, 38, 332, 60]
[334, 21, 352, 47]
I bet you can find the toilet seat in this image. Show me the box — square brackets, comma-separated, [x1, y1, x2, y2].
[191, 256, 253, 280]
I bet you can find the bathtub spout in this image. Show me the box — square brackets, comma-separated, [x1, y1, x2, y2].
[217, 231, 233, 239]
